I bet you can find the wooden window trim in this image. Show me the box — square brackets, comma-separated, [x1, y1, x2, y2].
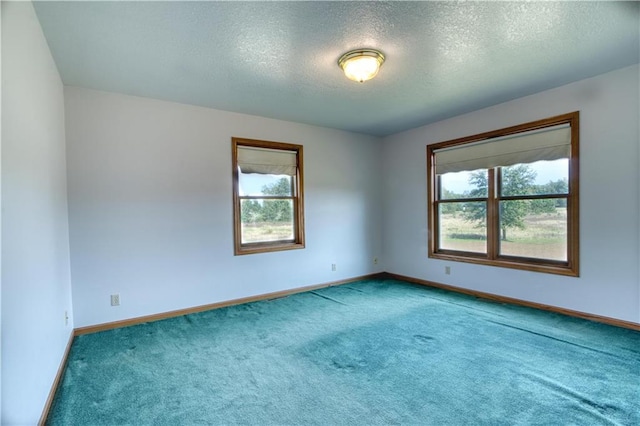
[232, 137, 305, 255]
[427, 112, 580, 276]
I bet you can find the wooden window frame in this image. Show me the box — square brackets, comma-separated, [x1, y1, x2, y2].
[232, 137, 305, 255]
[426, 112, 579, 276]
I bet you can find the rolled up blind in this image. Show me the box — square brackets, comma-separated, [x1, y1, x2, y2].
[435, 124, 571, 175]
[237, 146, 297, 176]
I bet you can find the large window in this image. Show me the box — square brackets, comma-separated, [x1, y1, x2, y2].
[427, 112, 579, 276]
[232, 138, 305, 255]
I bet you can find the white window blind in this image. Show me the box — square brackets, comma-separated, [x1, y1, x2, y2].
[434, 124, 571, 175]
[237, 146, 297, 176]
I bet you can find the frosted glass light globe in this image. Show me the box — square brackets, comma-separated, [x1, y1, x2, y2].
[338, 50, 385, 83]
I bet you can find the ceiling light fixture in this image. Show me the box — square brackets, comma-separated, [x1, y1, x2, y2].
[338, 49, 385, 83]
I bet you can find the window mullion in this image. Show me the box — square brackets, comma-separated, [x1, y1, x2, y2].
[239, 195, 294, 200]
[487, 168, 498, 259]
[433, 174, 441, 252]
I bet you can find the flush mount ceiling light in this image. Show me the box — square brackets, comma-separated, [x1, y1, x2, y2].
[338, 49, 385, 83]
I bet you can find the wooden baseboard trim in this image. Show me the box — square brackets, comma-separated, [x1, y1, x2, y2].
[384, 272, 640, 331]
[38, 330, 74, 426]
[75, 271, 640, 335]
[74, 273, 386, 336]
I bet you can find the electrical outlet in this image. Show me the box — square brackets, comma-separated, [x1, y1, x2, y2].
[445, 266, 451, 275]
[111, 294, 120, 306]
[373, 257, 378, 265]
[64, 310, 69, 326]
[331, 263, 337, 272]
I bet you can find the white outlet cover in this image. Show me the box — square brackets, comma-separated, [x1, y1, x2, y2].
[111, 294, 120, 306]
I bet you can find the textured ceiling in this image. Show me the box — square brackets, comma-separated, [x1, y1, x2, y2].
[34, 1, 639, 137]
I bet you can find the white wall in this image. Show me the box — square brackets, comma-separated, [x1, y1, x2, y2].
[382, 65, 640, 324]
[1, 2, 74, 424]
[65, 87, 383, 328]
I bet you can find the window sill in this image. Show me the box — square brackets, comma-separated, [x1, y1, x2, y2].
[429, 251, 578, 277]
[235, 241, 305, 256]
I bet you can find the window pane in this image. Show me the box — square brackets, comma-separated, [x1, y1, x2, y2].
[440, 169, 488, 199]
[501, 159, 568, 197]
[238, 173, 293, 197]
[499, 201, 567, 261]
[241, 199, 294, 244]
[438, 202, 487, 253]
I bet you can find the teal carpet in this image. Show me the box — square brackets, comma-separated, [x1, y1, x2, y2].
[48, 279, 639, 425]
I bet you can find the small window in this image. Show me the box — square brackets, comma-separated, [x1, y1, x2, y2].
[232, 138, 305, 255]
[427, 112, 579, 276]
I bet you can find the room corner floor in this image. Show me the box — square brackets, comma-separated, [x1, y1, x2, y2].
[48, 279, 640, 425]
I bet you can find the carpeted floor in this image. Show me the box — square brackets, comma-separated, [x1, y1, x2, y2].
[48, 278, 640, 425]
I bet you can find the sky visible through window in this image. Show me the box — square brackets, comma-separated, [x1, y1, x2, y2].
[238, 172, 287, 196]
[442, 159, 568, 194]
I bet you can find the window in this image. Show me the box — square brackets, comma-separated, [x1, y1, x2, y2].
[427, 112, 579, 276]
[232, 138, 305, 255]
